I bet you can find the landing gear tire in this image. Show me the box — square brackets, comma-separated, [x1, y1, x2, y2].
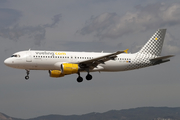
[86, 74, 92, 81]
[25, 76, 29, 80]
[77, 76, 83, 83]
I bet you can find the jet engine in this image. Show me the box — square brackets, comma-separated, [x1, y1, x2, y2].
[49, 70, 64, 78]
[49, 63, 79, 78]
[61, 63, 79, 74]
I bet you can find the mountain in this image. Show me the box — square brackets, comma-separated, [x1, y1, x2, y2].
[1, 107, 180, 120]
[0, 112, 22, 120]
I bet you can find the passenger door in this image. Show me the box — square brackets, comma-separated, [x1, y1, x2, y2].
[26, 51, 32, 62]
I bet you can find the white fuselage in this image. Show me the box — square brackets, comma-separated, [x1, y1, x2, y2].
[4, 50, 152, 72]
[3, 29, 172, 82]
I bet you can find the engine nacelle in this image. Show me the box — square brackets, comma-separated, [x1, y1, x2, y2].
[49, 63, 79, 78]
[49, 70, 64, 78]
[61, 63, 79, 75]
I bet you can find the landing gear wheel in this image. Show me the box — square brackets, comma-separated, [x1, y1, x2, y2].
[25, 70, 30, 80]
[25, 76, 29, 80]
[77, 76, 83, 83]
[86, 74, 92, 80]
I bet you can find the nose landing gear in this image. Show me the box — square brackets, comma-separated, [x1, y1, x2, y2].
[25, 70, 30, 80]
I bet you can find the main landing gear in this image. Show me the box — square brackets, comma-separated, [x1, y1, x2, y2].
[25, 70, 30, 80]
[86, 74, 92, 80]
[77, 72, 93, 83]
[86, 69, 92, 81]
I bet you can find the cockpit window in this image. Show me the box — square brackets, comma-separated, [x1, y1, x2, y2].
[11, 54, 20, 57]
[11, 55, 16, 57]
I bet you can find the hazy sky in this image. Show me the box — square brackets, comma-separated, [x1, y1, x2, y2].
[1, 0, 180, 119]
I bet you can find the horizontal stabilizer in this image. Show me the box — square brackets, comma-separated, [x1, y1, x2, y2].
[150, 55, 174, 61]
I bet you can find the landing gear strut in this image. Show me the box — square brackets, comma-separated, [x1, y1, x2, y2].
[86, 69, 92, 81]
[77, 72, 83, 83]
[25, 70, 30, 80]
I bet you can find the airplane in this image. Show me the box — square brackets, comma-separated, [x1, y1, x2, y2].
[4, 29, 174, 82]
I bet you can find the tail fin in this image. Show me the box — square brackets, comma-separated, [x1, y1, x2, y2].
[138, 29, 166, 56]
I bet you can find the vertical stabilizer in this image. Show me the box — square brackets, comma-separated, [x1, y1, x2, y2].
[138, 29, 166, 56]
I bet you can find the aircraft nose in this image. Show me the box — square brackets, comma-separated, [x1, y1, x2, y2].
[4, 58, 12, 66]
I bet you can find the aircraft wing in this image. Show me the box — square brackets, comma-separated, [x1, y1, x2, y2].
[77, 49, 128, 69]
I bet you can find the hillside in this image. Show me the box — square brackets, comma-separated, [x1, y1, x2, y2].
[0, 112, 22, 120]
[1, 107, 180, 120]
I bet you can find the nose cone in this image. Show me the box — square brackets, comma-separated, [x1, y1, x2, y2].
[4, 58, 12, 66]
